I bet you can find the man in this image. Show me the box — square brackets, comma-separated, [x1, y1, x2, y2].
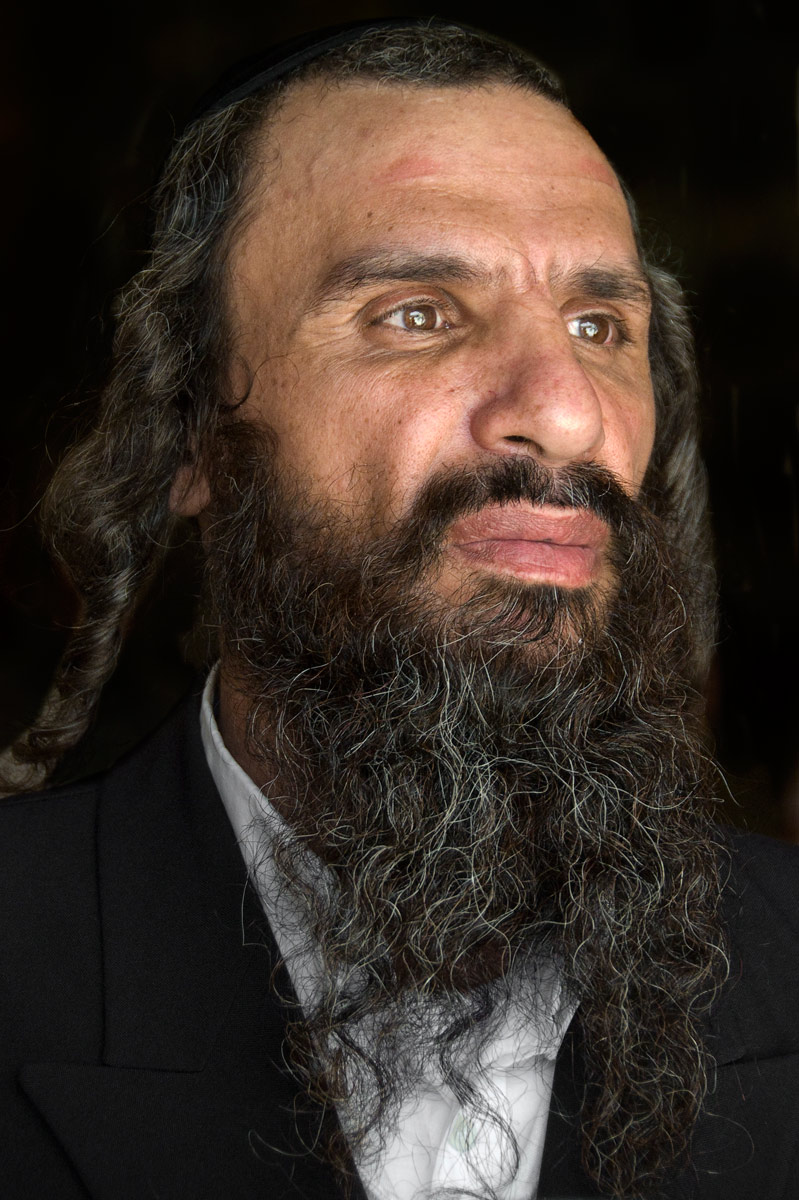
[1, 19, 797, 1200]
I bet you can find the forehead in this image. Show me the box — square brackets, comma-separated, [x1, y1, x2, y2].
[232, 80, 639, 299]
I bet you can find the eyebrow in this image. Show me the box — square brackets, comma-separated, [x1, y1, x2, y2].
[315, 249, 493, 300]
[312, 248, 651, 308]
[553, 264, 652, 307]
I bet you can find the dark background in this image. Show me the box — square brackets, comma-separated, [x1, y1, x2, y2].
[2, 1, 797, 835]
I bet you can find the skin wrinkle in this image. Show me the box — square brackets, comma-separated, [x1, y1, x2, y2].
[311, 250, 651, 311]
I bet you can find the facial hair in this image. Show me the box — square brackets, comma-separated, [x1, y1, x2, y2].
[203, 423, 728, 1198]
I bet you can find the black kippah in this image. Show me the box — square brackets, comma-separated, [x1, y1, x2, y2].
[189, 17, 452, 125]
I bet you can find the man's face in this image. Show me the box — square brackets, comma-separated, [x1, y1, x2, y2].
[222, 79, 655, 608]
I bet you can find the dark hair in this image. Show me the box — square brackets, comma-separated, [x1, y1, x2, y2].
[2, 19, 712, 788]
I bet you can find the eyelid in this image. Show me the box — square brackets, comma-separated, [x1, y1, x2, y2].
[378, 300, 451, 331]
[566, 310, 632, 346]
[363, 288, 460, 329]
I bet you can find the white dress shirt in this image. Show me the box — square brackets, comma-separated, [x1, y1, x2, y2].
[200, 670, 576, 1199]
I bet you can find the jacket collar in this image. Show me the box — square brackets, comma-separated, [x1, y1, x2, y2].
[96, 688, 260, 1071]
[22, 692, 357, 1199]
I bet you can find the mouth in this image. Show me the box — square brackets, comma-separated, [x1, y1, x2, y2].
[446, 502, 609, 588]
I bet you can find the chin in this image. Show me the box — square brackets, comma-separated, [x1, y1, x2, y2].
[424, 557, 616, 652]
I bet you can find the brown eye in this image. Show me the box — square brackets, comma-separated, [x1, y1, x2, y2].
[373, 299, 452, 336]
[567, 314, 614, 343]
[400, 304, 440, 330]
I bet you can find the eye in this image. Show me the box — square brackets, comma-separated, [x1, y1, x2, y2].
[566, 314, 616, 344]
[379, 302, 449, 332]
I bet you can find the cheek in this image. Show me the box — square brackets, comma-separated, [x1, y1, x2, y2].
[601, 383, 656, 494]
[238, 358, 407, 516]
[628, 396, 657, 490]
[346, 373, 476, 519]
[256, 354, 466, 512]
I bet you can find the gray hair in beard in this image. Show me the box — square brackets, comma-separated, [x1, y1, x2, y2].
[204, 423, 728, 1199]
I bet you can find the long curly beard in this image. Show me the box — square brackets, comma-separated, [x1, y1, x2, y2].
[203, 423, 728, 1198]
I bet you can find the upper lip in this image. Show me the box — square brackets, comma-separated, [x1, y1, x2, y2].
[446, 503, 609, 549]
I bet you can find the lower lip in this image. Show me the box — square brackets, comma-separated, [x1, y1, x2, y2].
[453, 538, 601, 588]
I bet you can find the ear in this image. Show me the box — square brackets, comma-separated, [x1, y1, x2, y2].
[169, 463, 211, 517]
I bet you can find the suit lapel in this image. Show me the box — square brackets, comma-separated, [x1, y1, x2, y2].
[20, 696, 359, 1200]
[97, 690, 255, 1071]
[679, 839, 799, 1198]
[539, 833, 799, 1200]
[537, 1019, 799, 1200]
[538, 1019, 600, 1198]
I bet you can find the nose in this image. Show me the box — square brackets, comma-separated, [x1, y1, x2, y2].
[468, 322, 606, 467]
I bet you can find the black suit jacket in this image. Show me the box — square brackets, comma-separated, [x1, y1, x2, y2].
[2, 693, 798, 1199]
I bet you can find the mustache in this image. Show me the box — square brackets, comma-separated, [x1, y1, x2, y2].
[391, 457, 641, 569]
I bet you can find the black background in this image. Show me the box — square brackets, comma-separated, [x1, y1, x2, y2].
[2, 1, 797, 836]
